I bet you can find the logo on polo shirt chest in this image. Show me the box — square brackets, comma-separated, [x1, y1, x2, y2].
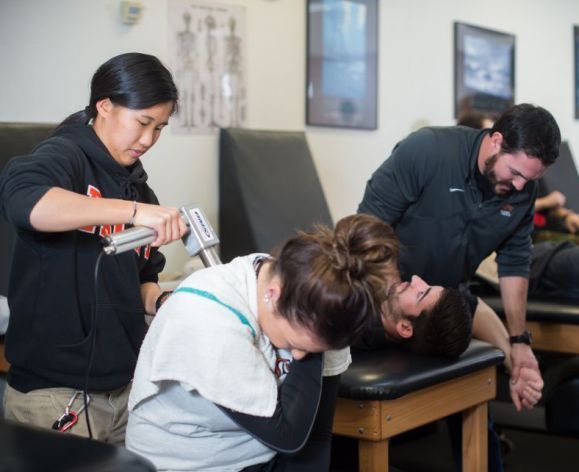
[500, 203, 514, 217]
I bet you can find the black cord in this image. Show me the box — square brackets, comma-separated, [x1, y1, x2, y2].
[83, 250, 105, 439]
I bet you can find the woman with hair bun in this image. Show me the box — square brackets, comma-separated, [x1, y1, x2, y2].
[0, 52, 188, 444]
[126, 213, 399, 471]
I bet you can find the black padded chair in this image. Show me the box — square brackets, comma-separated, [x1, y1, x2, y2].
[218, 128, 333, 262]
[541, 141, 579, 213]
[0, 122, 56, 295]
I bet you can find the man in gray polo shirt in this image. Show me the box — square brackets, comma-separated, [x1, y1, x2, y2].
[359, 104, 560, 469]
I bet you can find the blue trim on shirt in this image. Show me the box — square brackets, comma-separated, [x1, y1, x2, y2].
[173, 287, 257, 339]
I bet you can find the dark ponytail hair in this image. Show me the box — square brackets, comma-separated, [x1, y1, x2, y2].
[58, 52, 178, 128]
[269, 214, 399, 349]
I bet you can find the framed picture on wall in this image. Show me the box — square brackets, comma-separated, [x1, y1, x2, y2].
[306, 0, 378, 130]
[575, 25, 579, 119]
[454, 22, 515, 119]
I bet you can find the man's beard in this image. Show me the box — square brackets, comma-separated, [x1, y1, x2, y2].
[385, 282, 406, 320]
[483, 153, 514, 196]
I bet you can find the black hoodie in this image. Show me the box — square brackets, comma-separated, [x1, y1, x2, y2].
[0, 124, 165, 392]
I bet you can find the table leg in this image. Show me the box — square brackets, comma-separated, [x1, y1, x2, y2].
[359, 438, 389, 472]
[462, 402, 488, 472]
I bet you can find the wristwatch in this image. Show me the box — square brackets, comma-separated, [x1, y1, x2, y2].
[509, 330, 532, 345]
[155, 290, 173, 312]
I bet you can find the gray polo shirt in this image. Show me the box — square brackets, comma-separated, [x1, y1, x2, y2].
[359, 126, 536, 287]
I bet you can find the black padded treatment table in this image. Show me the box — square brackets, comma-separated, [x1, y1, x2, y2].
[333, 340, 504, 472]
[480, 296, 579, 354]
[0, 418, 155, 472]
[476, 294, 579, 436]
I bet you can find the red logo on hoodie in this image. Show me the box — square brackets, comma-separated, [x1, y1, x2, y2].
[78, 185, 102, 234]
[78, 185, 150, 259]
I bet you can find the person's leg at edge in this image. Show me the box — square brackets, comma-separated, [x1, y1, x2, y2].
[4, 384, 122, 444]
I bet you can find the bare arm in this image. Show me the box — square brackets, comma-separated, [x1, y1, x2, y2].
[29, 187, 187, 246]
[498, 276, 540, 384]
[140, 282, 162, 315]
[30, 187, 136, 230]
[498, 276, 528, 337]
[534, 191, 565, 212]
[473, 298, 543, 410]
[472, 298, 511, 371]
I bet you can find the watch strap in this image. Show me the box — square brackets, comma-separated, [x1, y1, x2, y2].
[509, 330, 532, 345]
[155, 290, 173, 313]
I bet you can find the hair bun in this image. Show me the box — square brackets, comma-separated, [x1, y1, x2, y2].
[328, 240, 365, 280]
[330, 239, 367, 280]
[267, 213, 400, 350]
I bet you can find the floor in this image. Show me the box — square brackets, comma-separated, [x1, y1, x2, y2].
[330, 417, 579, 472]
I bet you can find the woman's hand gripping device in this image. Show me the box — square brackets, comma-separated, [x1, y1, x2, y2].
[102, 204, 221, 267]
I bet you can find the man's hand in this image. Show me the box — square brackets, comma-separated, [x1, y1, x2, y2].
[509, 366, 544, 411]
[564, 212, 579, 233]
[509, 343, 541, 400]
[544, 191, 566, 210]
[535, 190, 566, 212]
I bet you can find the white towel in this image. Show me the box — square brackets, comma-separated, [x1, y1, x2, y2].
[129, 256, 279, 417]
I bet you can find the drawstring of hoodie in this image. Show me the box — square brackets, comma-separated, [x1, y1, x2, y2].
[122, 161, 148, 200]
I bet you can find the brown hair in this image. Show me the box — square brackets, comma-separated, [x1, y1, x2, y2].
[269, 214, 399, 349]
[457, 110, 492, 129]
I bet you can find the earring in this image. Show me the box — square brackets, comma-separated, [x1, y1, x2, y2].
[263, 294, 271, 304]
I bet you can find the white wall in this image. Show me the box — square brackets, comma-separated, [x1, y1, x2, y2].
[2, 0, 579, 274]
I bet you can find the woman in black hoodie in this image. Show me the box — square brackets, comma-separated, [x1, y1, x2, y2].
[0, 52, 187, 444]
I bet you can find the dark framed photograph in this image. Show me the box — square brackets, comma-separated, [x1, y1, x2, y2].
[454, 22, 515, 119]
[306, 0, 378, 130]
[575, 25, 579, 119]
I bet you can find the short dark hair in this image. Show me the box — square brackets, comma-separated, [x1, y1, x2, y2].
[491, 103, 561, 166]
[402, 288, 472, 358]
